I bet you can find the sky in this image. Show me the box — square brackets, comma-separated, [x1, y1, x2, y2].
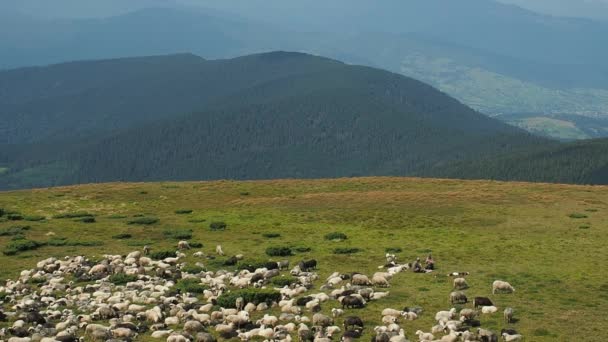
[3, 0, 608, 21]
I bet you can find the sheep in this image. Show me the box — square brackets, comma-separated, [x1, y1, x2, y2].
[492, 280, 515, 294]
[382, 315, 397, 325]
[504, 307, 514, 323]
[414, 330, 434, 341]
[389, 329, 407, 342]
[402, 311, 417, 320]
[440, 331, 459, 342]
[449, 291, 468, 304]
[151, 330, 174, 338]
[372, 274, 390, 287]
[371, 292, 390, 300]
[177, 241, 191, 250]
[216, 245, 224, 256]
[459, 308, 477, 321]
[195, 332, 216, 342]
[453, 277, 468, 290]
[193, 251, 204, 258]
[111, 327, 138, 339]
[502, 333, 523, 342]
[352, 274, 372, 286]
[435, 308, 456, 324]
[184, 320, 204, 333]
[8, 337, 32, 342]
[382, 308, 402, 317]
[166, 334, 190, 342]
[235, 297, 244, 311]
[477, 328, 498, 342]
[481, 306, 498, 314]
[473, 297, 493, 308]
[257, 314, 278, 327]
[343, 316, 364, 330]
[331, 308, 344, 318]
[326, 325, 341, 338]
[312, 313, 333, 327]
[340, 295, 364, 309]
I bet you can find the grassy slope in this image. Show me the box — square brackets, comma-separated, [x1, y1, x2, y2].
[1, 177, 607, 341]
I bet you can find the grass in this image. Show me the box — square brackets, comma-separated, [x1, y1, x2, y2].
[0, 177, 607, 341]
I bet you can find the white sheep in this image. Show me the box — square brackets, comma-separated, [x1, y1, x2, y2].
[151, 330, 174, 338]
[502, 333, 523, 341]
[453, 277, 468, 290]
[415, 330, 434, 341]
[331, 308, 344, 317]
[216, 245, 224, 256]
[492, 280, 515, 294]
[481, 306, 498, 314]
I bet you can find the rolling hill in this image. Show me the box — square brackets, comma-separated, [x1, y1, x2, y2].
[2, 2, 608, 139]
[0, 52, 548, 189]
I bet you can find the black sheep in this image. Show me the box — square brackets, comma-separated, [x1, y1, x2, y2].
[343, 316, 364, 330]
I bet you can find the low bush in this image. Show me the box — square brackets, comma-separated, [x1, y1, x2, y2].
[24, 215, 45, 222]
[216, 289, 281, 308]
[150, 250, 175, 260]
[0, 208, 4, 216]
[3, 239, 43, 255]
[126, 240, 153, 247]
[0, 291, 7, 301]
[333, 247, 361, 254]
[189, 242, 203, 248]
[163, 229, 193, 240]
[175, 209, 193, 214]
[11, 234, 26, 241]
[174, 278, 208, 294]
[112, 233, 132, 239]
[240, 192, 250, 196]
[209, 221, 227, 231]
[7, 213, 23, 221]
[0, 225, 30, 236]
[188, 218, 206, 223]
[262, 233, 281, 238]
[47, 238, 103, 247]
[109, 273, 138, 285]
[127, 217, 159, 225]
[385, 247, 403, 253]
[325, 232, 347, 241]
[294, 246, 312, 253]
[266, 246, 292, 257]
[271, 277, 296, 287]
[568, 213, 588, 219]
[54, 212, 93, 219]
[75, 216, 96, 223]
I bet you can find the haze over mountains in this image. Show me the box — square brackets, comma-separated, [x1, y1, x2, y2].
[2, 0, 608, 139]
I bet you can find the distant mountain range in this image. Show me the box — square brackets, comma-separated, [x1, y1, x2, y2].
[1, 52, 607, 189]
[1, 1, 608, 139]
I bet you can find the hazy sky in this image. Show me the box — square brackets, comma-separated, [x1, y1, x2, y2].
[3, 0, 608, 20]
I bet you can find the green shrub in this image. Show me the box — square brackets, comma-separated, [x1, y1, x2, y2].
[11, 234, 26, 241]
[3, 239, 43, 255]
[174, 278, 208, 294]
[240, 192, 250, 196]
[7, 213, 23, 221]
[109, 273, 138, 285]
[189, 242, 203, 248]
[266, 246, 292, 257]
[0, 291, 7, 301]
[385, 247, 402, 253]
[175, 209, 193, 214]
[182, 265, 205, 274]
[579, 225, 591, 229]
[271, 277, 296, 287]
[163, 229, 193, 240]
[54, 212, 93, 219]
[75, 216, 96, 223]
[325, 232, 347, 241]
[150, 250, 175, 260]
[0, 208, 5, 217]
[47, 238, 103, 247]
[568, 213, 588, 219]
[262, 233, 281, 238]
[333, 247, 361, 254]
[24, 215, 45, 222]
[533, 328, 551, 336]
[294, 246, 312, 253]
[188, 218, 206, 223]
[0, 225, 30, 236]
[112, 233, 132, 239]
[209, 221, 227, 231]
[127, 240, 153, 247]
[217, 289, 281, 308]
[127, 217, 159, 225]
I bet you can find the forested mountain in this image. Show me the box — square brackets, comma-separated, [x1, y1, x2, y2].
[2, 1, 608, 139]
[0, 52, 549, 189]
[430, 139, 608, 185]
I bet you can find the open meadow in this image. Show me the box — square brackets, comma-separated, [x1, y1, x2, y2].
[1, 177, 607, 341]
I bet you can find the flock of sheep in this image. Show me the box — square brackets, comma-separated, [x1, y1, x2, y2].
[0, 242, 522, 342]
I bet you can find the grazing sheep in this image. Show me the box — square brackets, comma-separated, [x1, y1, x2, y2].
[449, 291, 468, 304]
[504, 307, 514, 323]
[382, 308, 402, 317]
[481, 306, 498, 314]
[216, 245, 224, 256]
[235, 297, 244, 311]
[177, 241, 191, 250]
[331, 308, 344, 318]
[453, 277, 468, 290]
[492, 280, 515, 294]
[352, 274, 372, 286]
[343, 316, 364, 330]
[473, 297, 493, 308]
[415, 330, 434, 341]
[459, 308, 477, 321]
[151, 330, 174, 338]
[312, 313, 333, 328]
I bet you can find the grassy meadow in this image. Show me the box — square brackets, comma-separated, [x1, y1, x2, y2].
[1, 177, 607, 341]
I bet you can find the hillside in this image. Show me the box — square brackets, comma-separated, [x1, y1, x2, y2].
[0, 52, 547, 189]
[0, 177, 606, 341]
[2, 3, 608, 139]
[430, 138, 608, 184]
